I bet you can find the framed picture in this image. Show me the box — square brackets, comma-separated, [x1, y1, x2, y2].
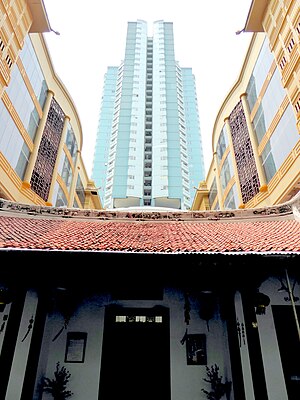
[186, 334, 207, 365]
[65, 332, 87, 363]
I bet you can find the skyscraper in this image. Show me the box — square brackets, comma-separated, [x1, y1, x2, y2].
[92, 20, 205, 210]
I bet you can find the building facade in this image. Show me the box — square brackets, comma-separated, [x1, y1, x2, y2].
[0, 2, 300, 400]
[0, 194, 299, 400]
[0, 0, 101, 209]
[92, 20, 205, 210]
[192, 0, 300, 211]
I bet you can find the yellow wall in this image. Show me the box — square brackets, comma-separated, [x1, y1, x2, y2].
[192, 0, 300, 211]
[0, 0, 102, 209]
[0, 0, 32, 96]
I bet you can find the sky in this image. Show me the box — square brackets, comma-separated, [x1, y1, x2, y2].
[42, 0, 253, 177]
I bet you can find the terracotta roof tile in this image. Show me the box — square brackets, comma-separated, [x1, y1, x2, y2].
[0, 197, 299, 254]
[0, 215, 299, 254]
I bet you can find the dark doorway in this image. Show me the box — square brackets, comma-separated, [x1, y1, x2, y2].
[272, 305, 300, 400]
[99, 305, 170, 400]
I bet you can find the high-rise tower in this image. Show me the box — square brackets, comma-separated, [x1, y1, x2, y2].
[92, 20, 205, 210]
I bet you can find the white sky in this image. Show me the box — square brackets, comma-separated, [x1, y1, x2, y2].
[43, 0, 253, 177]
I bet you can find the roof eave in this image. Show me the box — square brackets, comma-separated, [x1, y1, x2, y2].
[0, 247, 299, 257]
[27, 0, 52, 33]
[243, 0, 268, 33]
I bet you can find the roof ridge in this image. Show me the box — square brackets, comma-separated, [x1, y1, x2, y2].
[0, 196, 297, 222]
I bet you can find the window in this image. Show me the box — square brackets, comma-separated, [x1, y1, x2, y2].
[216, 126, 228, 163]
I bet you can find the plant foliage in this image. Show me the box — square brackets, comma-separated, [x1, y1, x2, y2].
[201, 364, 231, 400]
[42, 362, 73, 400]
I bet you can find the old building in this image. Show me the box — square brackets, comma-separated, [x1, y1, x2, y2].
[0, 193, 299, 400]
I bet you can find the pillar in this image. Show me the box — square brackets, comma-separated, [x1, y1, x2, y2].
[68, 150, 81, 207]
[213, 152, 224, 210]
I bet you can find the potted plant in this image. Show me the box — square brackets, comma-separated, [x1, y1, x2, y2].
[42, 362, 73, 400]
[201, 364, 231, 400]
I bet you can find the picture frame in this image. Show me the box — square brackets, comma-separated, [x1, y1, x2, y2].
[186, 333, 207, 365]
[65, 332, 87, 363]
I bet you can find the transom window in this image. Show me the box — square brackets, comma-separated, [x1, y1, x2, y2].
[115, 315, 162, 323]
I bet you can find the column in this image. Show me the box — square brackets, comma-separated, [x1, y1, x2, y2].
[240, 93, 267, 192]
[68, 150, 81, 207]
[46, 115, 70, 206]
[213, 152, 224, 210]
[224, 117, 244, 208]
[22, 90, 54, 188]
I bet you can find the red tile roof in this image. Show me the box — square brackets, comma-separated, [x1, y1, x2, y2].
[0, 197, 299, 254]
[0, 215, 299, 253]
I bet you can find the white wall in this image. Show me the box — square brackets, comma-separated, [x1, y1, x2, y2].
[256, 278, 294, 400]
[33, 287, 232, 400]
[234, 274, 300, 400]
[0, 303, 11, 353]
[167, 288, 232, 400]
[6, 290, 38, 400]
[234, 291, 255, 400]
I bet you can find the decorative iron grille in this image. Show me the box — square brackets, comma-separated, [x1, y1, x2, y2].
[229, 100, 260, 204]
[31, 98, 65, 201]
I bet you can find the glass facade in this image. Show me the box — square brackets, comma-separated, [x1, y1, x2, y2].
[182, 68, 205, 205]
[92, 66, 118, 206]
[53, 181, 68, 207]
[0, 28, 97, 210]
[215, 35, 299, 208]
[208, 178, 218, 209]
[216, 125, 229, 163]
[65, 124, 78, 164]
[54, 122, 79, 198]
[220, 154, 234, 191]
[75, 174, 86, 207]
[0, 36, 47, 180]
[92, 20, 205, 210]
[253, 69, 287, 144]
[224, 184, 238, 210]
[247, 38, 274, 112]
[61, 155, 73, 191]
[0, 102, 26, 176]
[261, 105, 298, 182]
[248, 36, 298, 185]
[20, 36, 48, 109]
[15, 143, 30, 180]
[6, 66, 40, 141]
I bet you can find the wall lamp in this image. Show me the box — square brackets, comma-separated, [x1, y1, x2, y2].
[253, 290, 270, 315]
